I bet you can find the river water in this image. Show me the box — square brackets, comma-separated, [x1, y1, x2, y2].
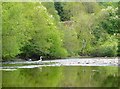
[1, 58, 119, 87]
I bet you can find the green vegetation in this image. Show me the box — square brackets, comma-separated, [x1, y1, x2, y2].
[2, 2, 119, 60]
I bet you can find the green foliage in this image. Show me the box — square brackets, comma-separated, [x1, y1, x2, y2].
[2, 3, 27, 59]
[2, 36, 20, 59]
[2, 2, 119, 60]
[90, 45, 117, 57]
[100, 6, 119, 34]
[90, 3, 119, 56]
[54, 2, 71, 21]
[118, 37, 120, 56]
[60, 23, 79, 56]
[2, 2, 68, 60]
[0, 3, 2, 59]
[21, 3, 68, 59]
[73, 13, 95, 55]
[90, 36, 118, 57]
[117, 1, 120, 56]
[42, 2, 60, 22]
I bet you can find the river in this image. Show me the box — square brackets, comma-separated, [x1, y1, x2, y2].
[1, 58, 119, 87]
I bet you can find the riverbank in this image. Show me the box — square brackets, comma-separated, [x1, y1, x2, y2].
[1, 57, 119, 67]
[42, 57, 119, 66]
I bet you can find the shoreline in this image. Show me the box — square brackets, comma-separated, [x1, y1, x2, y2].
[1, 57, 119, 66]
[44, 58, 119, 66]
[0, 58, 119, 71]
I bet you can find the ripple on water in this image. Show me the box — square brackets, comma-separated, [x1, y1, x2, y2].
[0, 68, 17, 71]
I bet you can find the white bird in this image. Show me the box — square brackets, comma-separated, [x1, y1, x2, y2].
[38, 56, 42, 62]
[29, 59, 32, 61]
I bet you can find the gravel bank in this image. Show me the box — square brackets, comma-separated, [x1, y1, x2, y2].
[43, 57, 119, 66]
[1, 57, 119, 67]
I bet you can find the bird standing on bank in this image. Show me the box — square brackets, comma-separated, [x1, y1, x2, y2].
[38, 56, 43, 62]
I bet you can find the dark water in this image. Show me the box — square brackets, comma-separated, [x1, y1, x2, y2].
[2, 66, 119, 87]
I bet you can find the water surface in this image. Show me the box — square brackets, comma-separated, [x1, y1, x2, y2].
[2, 66, 119, 87]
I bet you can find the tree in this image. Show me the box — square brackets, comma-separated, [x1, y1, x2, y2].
[54, 2, 71, 21]
[42, 2, 60, 22]
[2, 3, 27, 59]
[20, 3, 68, 59]
[60, 22, 79, 56]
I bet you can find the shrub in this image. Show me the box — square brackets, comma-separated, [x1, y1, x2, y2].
[90, 38, 118, 57]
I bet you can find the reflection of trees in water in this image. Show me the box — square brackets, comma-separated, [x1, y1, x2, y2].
[59, 66, 118, 87]
[19, 67, 63, 87]
[60, 66, 97, 87]
[3, 67, 63, 87]
[101, 75, 119, 87]
[75, 66, 103, 87]
[60, 66, 79, 87]
[2, 66, 118, 87]
[91, 67, 118, 87]
[3, 70, 21, 87]
[94, 67, 118, 87]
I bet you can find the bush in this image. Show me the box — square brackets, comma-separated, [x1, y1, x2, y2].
[90, 39, 118, 57]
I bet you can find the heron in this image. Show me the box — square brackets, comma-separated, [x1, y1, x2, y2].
[38, 56, 43, 62]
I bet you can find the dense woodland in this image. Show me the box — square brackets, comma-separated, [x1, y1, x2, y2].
[2, 2, 120, 60]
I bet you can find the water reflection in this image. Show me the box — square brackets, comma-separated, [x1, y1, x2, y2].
[2, 66, 119, 87]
